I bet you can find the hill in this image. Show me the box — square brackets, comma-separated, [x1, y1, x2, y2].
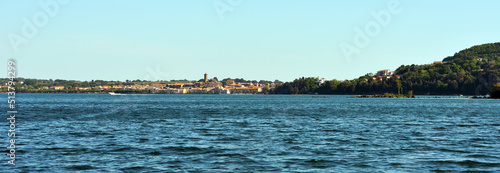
[442, 43, 500, 62]
[274, 42, 500, 95]
[394, 42, 500, 95]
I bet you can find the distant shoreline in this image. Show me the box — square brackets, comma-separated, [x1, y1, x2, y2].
[353, 95, 497, 99]
[2, 92, 497, 99]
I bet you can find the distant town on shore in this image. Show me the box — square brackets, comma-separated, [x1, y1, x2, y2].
[2, 73, 280, 94]
[2, 43, 500, 98]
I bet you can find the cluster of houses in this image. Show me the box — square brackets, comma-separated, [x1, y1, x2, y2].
[16, 70, 402, 94]
[44, 73, 277, 94]
[29, 69, 409, 93]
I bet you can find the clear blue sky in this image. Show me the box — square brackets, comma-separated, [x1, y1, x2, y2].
[1, 0, 499, 82]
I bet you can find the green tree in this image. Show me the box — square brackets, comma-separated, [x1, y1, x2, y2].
[396, 80, 402, 95]
[407, 90, 414, 98]
[24, 79, 38, 86]
[262, 86, 270, 95]
[492, 83, 500, 98]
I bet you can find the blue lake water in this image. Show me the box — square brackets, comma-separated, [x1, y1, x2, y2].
[2, 94, 500, 172]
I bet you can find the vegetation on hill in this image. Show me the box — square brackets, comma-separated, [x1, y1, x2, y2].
[273, 42, 500, 95]
[442, 43, 500, 62]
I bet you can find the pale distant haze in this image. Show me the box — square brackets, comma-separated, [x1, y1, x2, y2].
[1, 0, 499, 82]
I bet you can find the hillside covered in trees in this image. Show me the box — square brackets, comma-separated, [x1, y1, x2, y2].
[274, 43, 500, 95]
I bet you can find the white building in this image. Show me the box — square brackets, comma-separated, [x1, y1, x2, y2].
[377, 69, 393, 76]
[316, 78, 328, 85]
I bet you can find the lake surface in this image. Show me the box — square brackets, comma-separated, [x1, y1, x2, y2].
[3, 94, 500, 172]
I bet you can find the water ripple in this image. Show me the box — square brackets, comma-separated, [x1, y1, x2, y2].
[3, 94, 500, 172]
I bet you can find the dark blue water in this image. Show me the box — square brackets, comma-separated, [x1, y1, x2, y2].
[2, 94, 500, 172]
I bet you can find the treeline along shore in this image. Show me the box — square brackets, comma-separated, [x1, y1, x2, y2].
[272, 43, 500, 98]
[2, 43, 500, 98]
